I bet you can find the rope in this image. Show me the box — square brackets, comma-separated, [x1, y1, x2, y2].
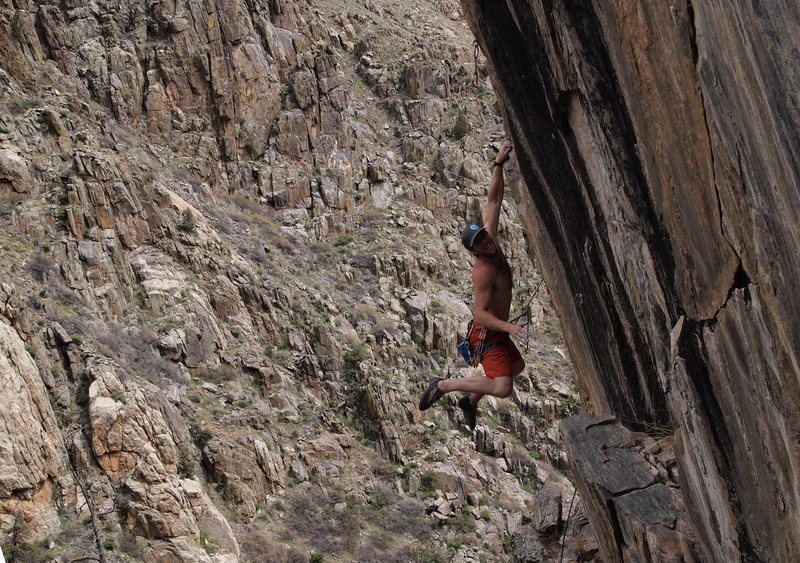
[510, 279, 545, 353]
[472, 40, 480, 89]
[510, 279, 545, 323]
[560, 488, 578, 563]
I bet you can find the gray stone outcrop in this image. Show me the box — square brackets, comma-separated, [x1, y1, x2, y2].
[87, 357, 239, 559]
[0, 319, 69, 544]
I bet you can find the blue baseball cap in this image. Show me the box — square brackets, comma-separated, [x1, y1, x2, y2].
[461, 224, 486, 249]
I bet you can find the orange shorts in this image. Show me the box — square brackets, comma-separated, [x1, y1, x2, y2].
[469, 323, 523, 379]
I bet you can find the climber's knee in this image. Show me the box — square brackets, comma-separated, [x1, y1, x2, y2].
[493, 376, 513, 398]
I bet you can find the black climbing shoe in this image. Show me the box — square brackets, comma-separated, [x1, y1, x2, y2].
[418, 377, 444, 410]
[458, 395, 477, 430]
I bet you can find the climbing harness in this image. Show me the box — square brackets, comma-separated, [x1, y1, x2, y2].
[457, 319, 508, 367]
[457, 279, 545, 365]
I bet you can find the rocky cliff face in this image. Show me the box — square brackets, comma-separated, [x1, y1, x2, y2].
[461, 1, 800, 561]
[0, 0, 587, 561]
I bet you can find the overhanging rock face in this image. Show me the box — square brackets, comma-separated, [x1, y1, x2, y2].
[460, 1, 800, 561]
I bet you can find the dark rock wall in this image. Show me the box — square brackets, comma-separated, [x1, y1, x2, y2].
[461, 1, 800, 561]
[2, 1, 579, 559]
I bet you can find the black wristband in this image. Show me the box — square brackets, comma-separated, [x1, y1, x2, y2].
[493, 161, 503, 167]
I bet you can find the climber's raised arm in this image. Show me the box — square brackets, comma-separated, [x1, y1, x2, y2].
[484, 139, 513, 239]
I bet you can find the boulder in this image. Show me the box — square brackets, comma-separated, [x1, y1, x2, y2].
[401, 134, 438, 163]
[275, 110, 310, 160]
[182, 479, 240, 560]
[459, 156, 485, 184]
[402, 63, 434, 98]
[291, 68, 318, 109]
[0, 147, 31, 195]
[509, 524, 548, 562]
[530, 483, 561, 535]
[86, 358, 238, 561]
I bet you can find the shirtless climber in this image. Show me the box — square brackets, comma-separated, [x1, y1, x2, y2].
[418, 140, 526, 429]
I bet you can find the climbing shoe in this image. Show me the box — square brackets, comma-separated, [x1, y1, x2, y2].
[458, 395, 477, 430]
[418, 377, 444, 410]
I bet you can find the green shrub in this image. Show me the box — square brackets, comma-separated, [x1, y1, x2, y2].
[281, 485, 359, 554]
[27, 252, 54, 282]
[446, 537, 462, 549]
[451, 112, 469, 140]
[10, 11, 24, 40]
[343, 343, 370, 378]
[419, 470, 443, 497]
[192, 427, 212, 450]
[193, 363, 239, 384]
[351, 303, 379, 324]
[178, 208, 196, 232]
[412, 544, 445, 563]
[333, 233, 354, 247]
[177, 447, 195, 478]
[542, 317, 562, 340]
[93, 322, 182, 383]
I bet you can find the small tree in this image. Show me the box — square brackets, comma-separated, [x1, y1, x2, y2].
[177, 446, 195, 478]
[451, 112, 470, 140]
[178, 208, 196, 232]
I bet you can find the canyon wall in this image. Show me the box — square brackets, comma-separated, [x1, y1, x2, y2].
[461, 1, 800, 561]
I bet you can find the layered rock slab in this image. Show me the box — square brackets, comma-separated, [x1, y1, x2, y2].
[561, 414, 699, 563]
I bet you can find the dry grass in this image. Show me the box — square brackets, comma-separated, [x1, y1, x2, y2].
[238, 527, 307, 562]
[93, 321, 182, 383]
[280, 484, 360, 554]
